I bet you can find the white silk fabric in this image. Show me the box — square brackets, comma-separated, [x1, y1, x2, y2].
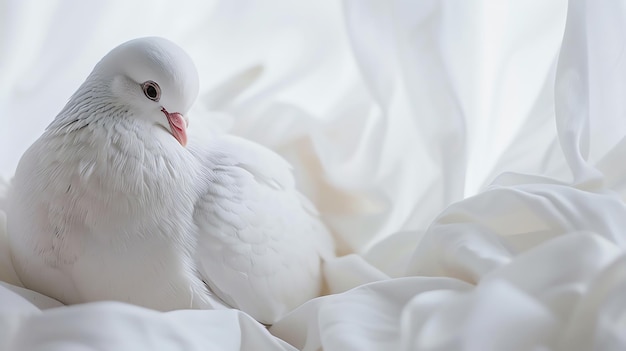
[2, 0, 626, 350]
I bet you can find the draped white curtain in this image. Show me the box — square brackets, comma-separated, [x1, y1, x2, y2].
[2, 0, 626, 350]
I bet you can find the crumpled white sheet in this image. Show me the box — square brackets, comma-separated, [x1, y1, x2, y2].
[2, 0, 626, 350]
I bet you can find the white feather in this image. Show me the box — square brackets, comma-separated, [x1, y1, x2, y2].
[189, 135, 334, 323]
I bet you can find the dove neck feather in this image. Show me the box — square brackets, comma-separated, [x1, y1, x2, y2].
[47, 75, 125, 134]
[39, 73, 196, 197]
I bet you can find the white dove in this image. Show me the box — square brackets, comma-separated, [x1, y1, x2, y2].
[7, 37, 334, 324]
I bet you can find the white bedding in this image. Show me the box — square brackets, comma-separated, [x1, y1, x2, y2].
[2, 0, 626, 350]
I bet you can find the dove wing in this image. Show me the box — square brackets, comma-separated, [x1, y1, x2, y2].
[189, 135, 333, 324]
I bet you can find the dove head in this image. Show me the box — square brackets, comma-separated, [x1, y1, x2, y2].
[87, 37, 199, 146]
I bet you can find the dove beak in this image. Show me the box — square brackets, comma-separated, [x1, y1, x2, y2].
[162, 108, 188, 147]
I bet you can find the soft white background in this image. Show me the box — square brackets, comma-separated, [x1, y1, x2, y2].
[2, 0, 626, 350]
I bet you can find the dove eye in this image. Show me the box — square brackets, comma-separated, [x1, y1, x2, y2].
[142, 81, 161, 102]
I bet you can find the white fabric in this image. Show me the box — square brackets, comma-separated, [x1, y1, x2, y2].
[2, 0, 626, 350]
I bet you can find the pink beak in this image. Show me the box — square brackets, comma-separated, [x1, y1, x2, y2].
[162, 108, 188, 147]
